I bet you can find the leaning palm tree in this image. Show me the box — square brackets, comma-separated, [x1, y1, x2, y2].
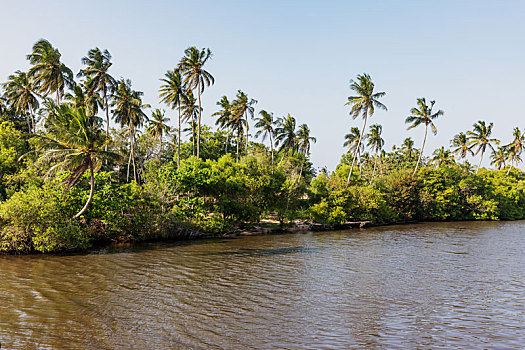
[111, 79, 148, 182]
[344, 127, 365, 175]
[505, 127, 525, 157]
[178, 47, 214, 158]
[254, 110, 276, 165]
[147, 109, 171, 161]
[366, 124, 384, 180]
[3, 71, 40, 133]
[159, 69, 187, 166]
[405, 98, 444, 174]
[78, 48, 116, 143]
[451, 132, 472, 161]
[36, 104, 118, 218]
[431, 147, 455, 167]
[231, 90, 257, 156]
[345, 73, 387, 184]
[26, 39, 74, 104]
[274, 114, 297, 163]
[296, 123, 316, 176]
[467, 121, 499, 174]
[490, 147, 506, 170]
[505, 148, 522, 175]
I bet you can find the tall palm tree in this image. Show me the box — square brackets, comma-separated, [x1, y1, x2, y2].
[274, 114, 297, 163]
[78, 48, 116, 142]
[212, 95, 233, 154]
[405, 98, 444, 174]
[159, 69, 187, 166]
[345, 73, 387, 184]
[366, 124, 384, 180]
[37, 104, 118, 218]
[178, 46, 214, 158]
[490, 147, 506, 170]
[467, 121, 499, 174]
[451, 132, 472, 161]
[344, 127, 365, 175]
[181, 91, 200, 156]
[111, 79, 148, 182]
[254, 110, 276, 165]
[297, 123, 316, 176]
[231, 90, 257, 156]
[26, 39, 74, 104]
[506, 127, 525, 157]
[3, 71, 40, 133]
[431, 147, 455, 167]
[147, 109, 171, 161]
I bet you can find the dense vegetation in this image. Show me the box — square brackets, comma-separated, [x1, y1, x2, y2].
[1, 39, 525, 253]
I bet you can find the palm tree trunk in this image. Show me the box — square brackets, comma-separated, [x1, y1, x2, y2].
[236, 130, 240, 161]
[414, 124, 428, 175]
[127, 149, 132, 183]
[507, 162, 513, 175]
[370, 153, 378, 183]
[158, 134, 162, 162]
[225, 128, 230, 154]
[177, 101, 181, 167]
[197, 80, 201, 158]
[74, 159, 94, 218]
[347, 115, 367, 185]
[269, 132, 274, 167]
[245, 112, 249, 157]
[476, 150, 484, 174]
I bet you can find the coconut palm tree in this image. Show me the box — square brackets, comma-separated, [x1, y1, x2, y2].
[297, 123, 316, 176]
[401, 137, 415, 159]
[467, 121, 499, 174]
[3, 71, 40, 133]
[490, 147, 506, 170]
[505, 127, 525, 157]
[345, 73, 387, 184]
[344, 127, 365, 175]
[431, 147, 455, 167]
[451, 132, 472, 161]
[254, 110, 276, 165]
[274, 114, 297, 163]
[147, 109, 171, 161]
[231, 90, 257, 156]
[111, 79, 148, 182]
[78, 48, 116, 142]
[26, 39, 74, 104]
[178, 47, 214, 158]
[366, 124, 384, 180]
[405, 98, 444, 174]
[212, 95, 234, 154]
[37, 104, 118, 218]
[505, 148, 522, 175]
[181, 91, 200, 156]
[159, 69, 187, 166]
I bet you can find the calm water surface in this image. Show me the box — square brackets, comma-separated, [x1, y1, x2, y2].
[1, 221, 525, 349]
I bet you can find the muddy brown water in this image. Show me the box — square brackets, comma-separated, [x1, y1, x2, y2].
[1, 221, 525, 349]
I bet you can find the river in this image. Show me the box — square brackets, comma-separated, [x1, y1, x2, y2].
[1, 221, 524, 349]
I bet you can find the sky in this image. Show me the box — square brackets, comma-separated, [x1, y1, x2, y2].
[1, 0, 525, 171]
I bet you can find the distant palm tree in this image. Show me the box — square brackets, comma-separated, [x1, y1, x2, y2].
[64, 83, 100, 116]
[231, 90, 257, 156]
[178, 47, 214, 158]
[159, 69, 187, 166]
[78, 48, 116, 143]
[467, 120, 499, 174]
[506, 127, 525, 157]
[147, 109, 171, 161]
[451, 132, 472, 161]
[345, 73, 387, 184]
[366, 124, 384, 180]
[181, 91, 200, 156]
[490, 147, 506, 170]
[505, 148, 522, 175]
[111, 79, 148, 182]
[254, 110, 276, 165]
[26, 39, 74, 104]
[431, 147, 455, 167]
[3, 71, 40, 132]
[297, 123, 316, 176]
[401, 137, 415, 159]
[274, 114, 297, 163]
[212, 96, 233, 154]
[37, 105, 118, 218]
[405, 98, 444, 174]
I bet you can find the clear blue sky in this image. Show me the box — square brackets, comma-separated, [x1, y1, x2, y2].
[1, 0, 524, 170]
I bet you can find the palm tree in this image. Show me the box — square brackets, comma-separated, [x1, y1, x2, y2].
[366, 124, 384, 180]
[405, 98, 444, 174]
[147, 109, 171, 161]
[181, 91, 200, 156]
[344, 127, 365, 175]
[3, 71, 40, 133]
[451, 132, 472, 161]
[231, 90, 257, 156]
[159, 69, 187, 167]
[297, 124, 316, 176]
[111, 79, 148, 182]
[345, 73, 387, 184]
[178, 47, 214, 158]
[78, 48, 116, 143]
[490, 147, 506, 170]
[467, 121, 499, 174]
[0, 94, 7, 120]
[254, 110, 276, 165]
[274, 114, 297, 163]
[37, 104, 118, 218]
[506, 127, 525, 156]
[26, 39, 74, 104]
[505, 148, 522, 175]
[212, 96, 233, 154]
[431, 147, 455, 167]
[401, 137, 415, 159]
